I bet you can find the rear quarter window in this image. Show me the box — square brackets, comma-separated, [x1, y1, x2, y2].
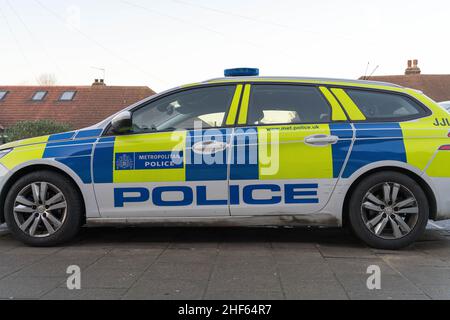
[346, 89, 428, 121]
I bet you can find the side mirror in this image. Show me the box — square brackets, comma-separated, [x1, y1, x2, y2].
[111, 111, 132, 134]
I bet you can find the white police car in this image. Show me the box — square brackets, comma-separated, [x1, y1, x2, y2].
[0, 68, 449, 249]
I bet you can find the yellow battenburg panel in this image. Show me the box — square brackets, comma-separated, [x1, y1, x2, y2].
[331, 88, 366, 121]
[319, 87, 347, 121]
[225, 85, 243, 125]
[0, 135, 50, 150]
[401, 89, 450, 174]
[400, 118, 449, 172]
[258, 124, 333, 180]
[427, 151, 450, 177]
[238, 84, 251, 125]
[0, 143, 47, 170]
[113, 131, 187, 183]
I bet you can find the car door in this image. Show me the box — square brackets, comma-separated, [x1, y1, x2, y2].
[93, 85, 240, 218]
[330, 87, 436, 179]
[229, 84, 353, 216]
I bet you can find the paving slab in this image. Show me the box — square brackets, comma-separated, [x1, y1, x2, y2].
[122, 278, 207, 300]
[282, 280, 349, 300]
[346, 291, 430, 300]
[42, 287, 126, 300]
[205, 289, 284, 300]
[0, 226, 448, 300]
[0, 252, 49, 270]
[158, 248, 218, 265]
[416, 284, 450, 300]
[11, 260, 82, 278]
[68, 267, 143, 289]
[142, 262, 214, 281]
[89, 253, 159, 271]
[209, 272, 282, 292]
[0, 276, 63, 299]
[278, 262, 336, 282]
[326, 257, 399, 276]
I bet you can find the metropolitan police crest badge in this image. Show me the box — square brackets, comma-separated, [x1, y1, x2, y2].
[115, 153, 134, 170]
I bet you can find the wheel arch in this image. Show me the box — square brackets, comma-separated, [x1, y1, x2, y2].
[0, 164, 87, 224]
[341, 166, 437, 228]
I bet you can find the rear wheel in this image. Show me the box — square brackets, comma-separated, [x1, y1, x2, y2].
[348, 171, 429, 250]
[5, 171, 83, 247]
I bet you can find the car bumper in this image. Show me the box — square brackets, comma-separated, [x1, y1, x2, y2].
[0, 163, 10, 224]
[431, 178, 450, 221]
[0, 163, 9, 184]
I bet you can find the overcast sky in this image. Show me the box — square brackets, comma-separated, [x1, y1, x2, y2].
[0, 0, 449, 92]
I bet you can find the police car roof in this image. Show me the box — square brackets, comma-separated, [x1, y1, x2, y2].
[203, 76, 403, 88]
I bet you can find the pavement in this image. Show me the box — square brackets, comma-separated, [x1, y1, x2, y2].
[0, 223, 450, 300]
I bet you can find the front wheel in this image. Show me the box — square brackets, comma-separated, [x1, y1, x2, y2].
[5, 171, 83, 247]
[348, 171, 429, 250]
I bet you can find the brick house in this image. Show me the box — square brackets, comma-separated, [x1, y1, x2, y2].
[360, 60, 450, 102]
[0, 79, 155, 130]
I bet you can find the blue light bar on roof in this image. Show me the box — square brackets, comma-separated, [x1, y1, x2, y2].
[224, 68, 259, 77]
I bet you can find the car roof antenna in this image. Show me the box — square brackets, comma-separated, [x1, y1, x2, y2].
[363, 62, 370, 80]
[366, 65, 379, 80]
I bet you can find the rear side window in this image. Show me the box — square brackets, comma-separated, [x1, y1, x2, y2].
[247, 85, 331, 125]
[346, 89, 427, 121]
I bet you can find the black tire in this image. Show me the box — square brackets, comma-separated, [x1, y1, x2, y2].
[348, 171, 429, 250]
[5, 170, 83, 247]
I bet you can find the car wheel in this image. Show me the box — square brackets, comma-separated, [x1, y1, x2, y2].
[348, 171, 429, 250]
[4, 170, 83, 247]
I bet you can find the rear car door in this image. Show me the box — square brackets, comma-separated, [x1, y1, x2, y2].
[330, 87, 433, 179]
[93, 85, 240, 218]
[229, 84, 353, 216]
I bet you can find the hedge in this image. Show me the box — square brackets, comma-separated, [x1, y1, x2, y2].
[3, 120, 73, 143]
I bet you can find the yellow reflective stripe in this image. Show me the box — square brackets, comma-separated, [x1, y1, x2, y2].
[319, 86, 347, 121]
[0, 135, 50, 150]
[400, 118, 449, 172]
[0, 143, 47, 170]
[331, 88, 366, 121]
[226, 85, 243, 125]
[238, 84, 251, 125]
[427, 151, 450, 177]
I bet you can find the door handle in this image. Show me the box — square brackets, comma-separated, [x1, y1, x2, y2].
[192, 140, 228, 154]
[305, 134, 339, 146]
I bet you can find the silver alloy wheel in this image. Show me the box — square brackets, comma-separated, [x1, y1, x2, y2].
[361, 182, 419, 240]
[13, 182, 67, 238]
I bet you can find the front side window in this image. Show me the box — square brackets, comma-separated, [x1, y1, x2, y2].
[346, 89, 427, 121]
[246, 85, 331, 125]
[131, 86, 235, 133]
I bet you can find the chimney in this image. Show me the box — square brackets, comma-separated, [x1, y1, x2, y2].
[92, 78, 106, 86]
[405, 59, 421, 75]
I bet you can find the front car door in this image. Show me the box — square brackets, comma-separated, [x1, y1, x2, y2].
[229, 83, 353, 216]
[93, 85, 240, 218]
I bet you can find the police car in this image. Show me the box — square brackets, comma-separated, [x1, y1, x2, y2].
[0, 68, 449, 249]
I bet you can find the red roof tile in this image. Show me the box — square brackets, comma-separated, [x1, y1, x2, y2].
[0, 85, 155, 129]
